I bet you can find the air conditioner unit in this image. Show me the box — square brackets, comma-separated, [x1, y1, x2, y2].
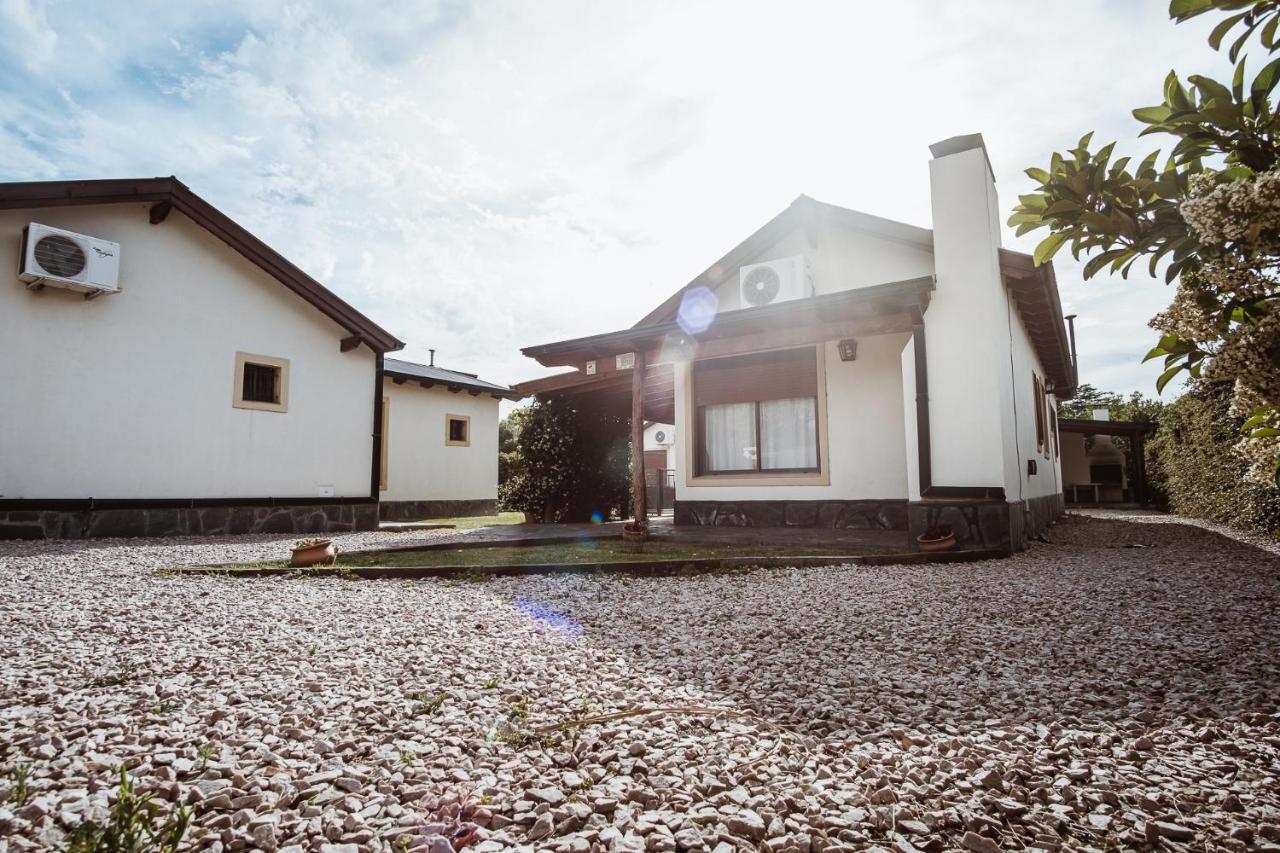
[19, 223, 121, 296]
[653, 427, 675, 446]
[739, 255, 812, 308]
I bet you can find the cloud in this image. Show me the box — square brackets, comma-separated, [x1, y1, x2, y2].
[0, 0, 1224, 404]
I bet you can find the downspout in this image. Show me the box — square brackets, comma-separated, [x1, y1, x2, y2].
[910, 306, 1005, 501]
[371, 351, 385, 501]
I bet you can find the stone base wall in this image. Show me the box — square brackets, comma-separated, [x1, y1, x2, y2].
[1023, 493, 1065, 542]
[380, 499, 499, 522]
[908, 493, 1066, 554]
[0, 502, 379, 541]
[673, 500, 908, 530]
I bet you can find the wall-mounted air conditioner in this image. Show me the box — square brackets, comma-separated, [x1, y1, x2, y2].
[19, 223, 121, 297]
[653, 427, 675, 446]
[739, 255, 812, 308]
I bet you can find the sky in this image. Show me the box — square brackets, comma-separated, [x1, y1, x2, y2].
[0, 0, 1230, 405]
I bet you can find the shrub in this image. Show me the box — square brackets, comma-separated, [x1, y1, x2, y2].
[1149, 381, 1280, 536]
[499, 397, 631, 522]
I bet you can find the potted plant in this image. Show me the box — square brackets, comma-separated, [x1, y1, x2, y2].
[916, 524, 957, 552]
[290, 538, 338, 568]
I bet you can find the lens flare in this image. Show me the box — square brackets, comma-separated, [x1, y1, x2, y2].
[514, 596, 582, 638]
[590, 512, 603, 524]
[676, 286, 718, 336]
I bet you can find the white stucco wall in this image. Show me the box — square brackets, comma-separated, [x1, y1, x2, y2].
[642, 423, 676, 469]
[0, 204, 376, 500]
[709, 222, 934, 311]
[381, 381, 499, 503]
[1002, 299, 1064, 501]
[673, 334, 909, 502]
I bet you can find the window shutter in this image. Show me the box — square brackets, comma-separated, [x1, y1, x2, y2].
[693, 347, 818, 407]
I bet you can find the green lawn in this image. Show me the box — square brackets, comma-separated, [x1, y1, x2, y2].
[335, 539, 894, 568]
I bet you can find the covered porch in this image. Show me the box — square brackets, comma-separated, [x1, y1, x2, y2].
[515, 276, 935, 537]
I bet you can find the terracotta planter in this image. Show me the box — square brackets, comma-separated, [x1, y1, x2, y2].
[621, 522, 650, 543]
[290, 539, 338, 568]
[916, 530, 957, 553]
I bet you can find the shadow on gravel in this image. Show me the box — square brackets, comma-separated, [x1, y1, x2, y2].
[486, 514, 1280, 738]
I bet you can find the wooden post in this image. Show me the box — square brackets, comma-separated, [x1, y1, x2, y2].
[631, 350, 648, 531]
[1133, 431, 1148, 505]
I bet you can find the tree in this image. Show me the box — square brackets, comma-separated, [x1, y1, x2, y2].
[498, 396, 631, 523]
[1010, 0, 1280, 483]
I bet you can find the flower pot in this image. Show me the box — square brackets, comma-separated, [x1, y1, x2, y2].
[290, 539, 338, 568]
[916, 530, 957, 553]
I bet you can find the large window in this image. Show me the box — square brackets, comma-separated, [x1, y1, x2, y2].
[694, 347, 820, 475]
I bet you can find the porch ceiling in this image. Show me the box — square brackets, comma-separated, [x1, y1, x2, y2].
[521, 275, 935, 369]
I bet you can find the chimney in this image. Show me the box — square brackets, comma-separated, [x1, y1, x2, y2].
[429, 349, 435, 367]
[912, 133, 1010, 495]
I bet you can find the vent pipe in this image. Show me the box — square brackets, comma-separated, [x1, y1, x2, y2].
[1064, 314, 1079, 376]
[429, 349, 435, 367]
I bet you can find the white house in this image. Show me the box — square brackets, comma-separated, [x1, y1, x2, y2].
[516, 135, 1076, 552]
[379, 356, 520, 520]
[0, 177, 409, 540]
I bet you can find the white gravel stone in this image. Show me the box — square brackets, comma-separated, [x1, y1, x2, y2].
[1, 514, 1277, 850]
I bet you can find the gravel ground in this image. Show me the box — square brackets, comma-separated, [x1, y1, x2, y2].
[2, 513, 1280, 852]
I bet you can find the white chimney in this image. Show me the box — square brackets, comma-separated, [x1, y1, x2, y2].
[909, 133, 1015, 496]
[1092, 408, 1110, 421]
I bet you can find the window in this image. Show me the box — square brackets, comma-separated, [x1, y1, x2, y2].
[232, 352, 289, 413]
[446, 414, 470, 447]
[694, 347, 820, 475]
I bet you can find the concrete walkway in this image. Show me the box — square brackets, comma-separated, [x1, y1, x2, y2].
[442, 516, 909, 552]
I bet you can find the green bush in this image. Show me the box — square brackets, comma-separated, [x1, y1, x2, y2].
[1149, 381, 1280, 536]
[498, 397, 631, 523]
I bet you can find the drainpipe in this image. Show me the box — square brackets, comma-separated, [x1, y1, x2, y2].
[1064, 314, 1079, 382]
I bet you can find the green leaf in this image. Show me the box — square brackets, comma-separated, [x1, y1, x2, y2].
[1025, 167, 1050, 183]
[1252, 56, 1280, 104]
[1248, 427, 1280, 438]
[1156, 363, 1184, 394]
[1209, 11, 1249, 50]
[1142, 345, 1169, 363]
[1033, 232, 1069, 266]
[1133, 105, 1173, 124]
[1169, 0, 1212, 19]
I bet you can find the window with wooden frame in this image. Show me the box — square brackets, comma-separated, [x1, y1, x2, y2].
[693, 347, 820, 475]
[446, 414, 470, 447]
[232, 352, 289, 413]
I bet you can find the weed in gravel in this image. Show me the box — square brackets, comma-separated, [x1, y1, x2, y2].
[66, 767, 192, 853]
[412, 690, 448, 715]
[482, 676, 499, 689]
[148, 700, 178, 716]
[195, 743, 217, 773]
[4, 762, 32, 806]
[85, 662, 138, 689]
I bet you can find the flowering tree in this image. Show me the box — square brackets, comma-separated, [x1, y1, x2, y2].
[1010, 0, 1280, 482]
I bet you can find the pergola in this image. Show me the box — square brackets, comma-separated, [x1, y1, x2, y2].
[1058, 417, 1156, 505]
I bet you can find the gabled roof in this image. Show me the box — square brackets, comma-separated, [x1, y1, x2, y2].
[633, 194, 932, 328]
[384, 357, 522, 400]
[628, 193, 1075, 396]
[0, 177, 404, 353]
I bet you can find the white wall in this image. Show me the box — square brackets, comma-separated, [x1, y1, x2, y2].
[673, 334, 909, 502]
[709, 222, 935, 312]
[0, 205, 375, 500]
[1002, 298, 1064, 501]
[381, 381, 499, 502]
[642, 423, 675, 469]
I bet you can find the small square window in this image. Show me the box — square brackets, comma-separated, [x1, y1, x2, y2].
[242, 363, 280, 404]
[233, 352, 289, 413]
[446, 414, 470, 446]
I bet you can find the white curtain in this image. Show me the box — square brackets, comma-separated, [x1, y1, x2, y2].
[703, 403, 756, 471]
[760, 397, 817, 470]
